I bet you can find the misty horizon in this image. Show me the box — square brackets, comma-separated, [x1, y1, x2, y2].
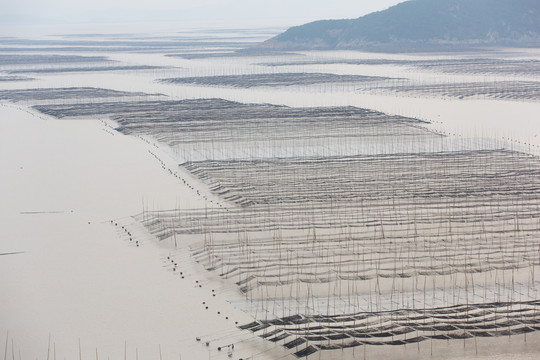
[1, 0, 407, 34]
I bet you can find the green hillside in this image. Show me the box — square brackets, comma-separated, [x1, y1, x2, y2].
[262, 0, 540, 50]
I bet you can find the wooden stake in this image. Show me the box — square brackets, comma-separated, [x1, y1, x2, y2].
[4, 331, 8, 360]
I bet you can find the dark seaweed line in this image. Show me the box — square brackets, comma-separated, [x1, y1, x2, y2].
[159, 72, 390, 88]
[240, 300, 540, 357]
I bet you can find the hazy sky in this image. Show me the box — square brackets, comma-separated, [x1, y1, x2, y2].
[2, 0, 408, 27]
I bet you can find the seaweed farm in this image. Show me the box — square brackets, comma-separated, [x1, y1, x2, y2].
[0, 54, 111, 65]
[2, 29, 540, 360]
[160, 73, 389, 88]
[0, 75, 32, 82]
[0, 87, 163, 103]
[35, 98, 449, 160]
[259, 57, 540, 77]
[357, 80, 540, 102]
[241, 300, 540, 358]
[127, 99, 540, 358]
[142, 149, 540, 295]
[25, 53, 540, 359]
[6, 65, 163, 74]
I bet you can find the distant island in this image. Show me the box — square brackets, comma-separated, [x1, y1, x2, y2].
[259, 0, 540, 51]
